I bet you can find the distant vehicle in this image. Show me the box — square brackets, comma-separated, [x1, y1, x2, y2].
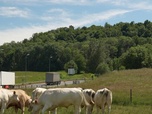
[0, 71, 15, 88]
[45, 72, 61, 85]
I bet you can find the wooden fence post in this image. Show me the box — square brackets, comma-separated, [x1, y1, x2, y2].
[130, 89, 132, 103]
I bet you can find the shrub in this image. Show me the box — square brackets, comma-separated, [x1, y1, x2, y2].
[64, 60, 78, 73]
[95, 62, 110, 75]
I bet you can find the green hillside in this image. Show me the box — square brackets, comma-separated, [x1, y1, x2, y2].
[2, 20, 152, 73]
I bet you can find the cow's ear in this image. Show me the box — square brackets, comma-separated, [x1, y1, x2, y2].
[13, 91, 16, 95]
[35, 99, 38, 104]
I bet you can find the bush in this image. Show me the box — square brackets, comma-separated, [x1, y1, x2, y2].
[64, 60, 78, 73]
[119, 66, 126, 70]
[96, 63, 110, 75]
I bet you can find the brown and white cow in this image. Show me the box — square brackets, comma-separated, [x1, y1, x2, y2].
[0, 88, 19, 114]
[30, 88, 90, 114]
[82, 89, 95, 114]
[7, 89, 32, 114]
[94, 88, 112, 114]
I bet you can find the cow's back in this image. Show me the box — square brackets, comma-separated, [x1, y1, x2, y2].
[11, 89, 31, 103]
[83, 89, 95, 104]
[8, 89, 31, 111]
[94, 88, 112, 107]
[0, 89, 9, 102]
[0, 89, 17, 102]
[0, 89, 19, 114]
[39, 88, 83, 107]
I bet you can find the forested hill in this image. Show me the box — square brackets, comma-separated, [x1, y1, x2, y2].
[1, 20, 152, 73]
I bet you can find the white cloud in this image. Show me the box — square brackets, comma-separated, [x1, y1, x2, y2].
[0, 7, 30, 18]
[72, 9, 132, 27]
[0, 26, 48, 45]
[96, 0, 152, 12]
[1, 0, 152, 8]
[47, 8, 69, 17]
[96, 0, 152, 10]
[0, 0, 152, 46]
[0, 9, 131, 45]
[42, 8, 132, 27]
[128, 1, 152, 10]
[96, 0, 109, 2]
[0, 23, 71, 45]
[96, 0, 129, 6]
[111, 0, 129, 5]
[41, 8, 71, 22]
[43, 0, 90, 5]
[0, 0, 91, 6]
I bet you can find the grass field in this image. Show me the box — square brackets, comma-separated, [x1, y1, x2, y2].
[4, 68, 152, 114]
[15, 71, 93, 84]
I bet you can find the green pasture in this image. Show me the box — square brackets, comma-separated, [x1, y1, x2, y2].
[15, 71, 93, 84]
[5, 68, 152, 114]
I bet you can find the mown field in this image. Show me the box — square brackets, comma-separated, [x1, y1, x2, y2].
[15, 71, 93, 84]
[4, 68, 152, 114]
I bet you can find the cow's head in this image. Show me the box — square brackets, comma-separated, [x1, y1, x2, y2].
[28, 99, 40, 113]
[25, 98, 32, 107]
[9, 91, 19, 103]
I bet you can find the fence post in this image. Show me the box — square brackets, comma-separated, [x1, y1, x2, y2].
[130, 89, 132, 103]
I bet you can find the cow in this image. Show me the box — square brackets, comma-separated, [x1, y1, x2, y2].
[31, 88, 47, 101]
[29, 88, 90, 114]
[94, 88, 112, 114]
[7, 89, 32, 114]
[30, 88, 51, 114]
[0, 88, 19, 114]
[82, 89, 95, 114]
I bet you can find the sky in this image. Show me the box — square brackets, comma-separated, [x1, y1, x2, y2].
[1, 0, 152, 45]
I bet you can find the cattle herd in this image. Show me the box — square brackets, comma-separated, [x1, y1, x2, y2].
[0, 87, 112, 114]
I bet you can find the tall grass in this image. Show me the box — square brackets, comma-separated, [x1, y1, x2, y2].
[5, 68, 152, 114]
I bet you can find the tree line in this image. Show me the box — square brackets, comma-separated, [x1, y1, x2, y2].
[1, 20, 152, 74]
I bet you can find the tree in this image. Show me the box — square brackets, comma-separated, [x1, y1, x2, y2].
[86, 39, 107, 73]
[120, 46, 149, 69]
[64, 60, 78, 73]
[117, 36, 135, 57]
[73, 49, 86, 73]
[2, 21, 152, 72]
[96, 62, 110, 75]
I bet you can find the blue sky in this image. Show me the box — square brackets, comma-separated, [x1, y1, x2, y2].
[1, 0, 152, 45]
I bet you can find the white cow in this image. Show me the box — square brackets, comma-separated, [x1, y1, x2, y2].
[94, 88, 112, 114]
[30, 88, 90, 114]
[0, 88, 19, 114]
[31, 88, 47, 101]
[30, 88, 51, 114]
[82, 89, 95, 114]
